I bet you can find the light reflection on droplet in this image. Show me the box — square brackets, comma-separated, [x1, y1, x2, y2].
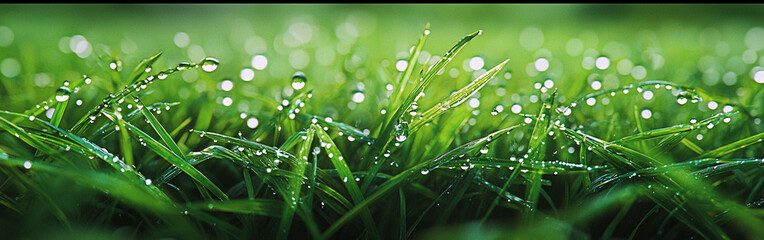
[395, 60, 408, 72]
[754, 70, 764, 84]
[535, 58, 549, 72]
[641, 109, 652, 119]
[251, 55, 268, 70]
[642, 90, 653, 100]
[707, 101, 718, 110]
[240, 68, 255, 81]
[222, 97, 233, 106]
[595, 56, 610, 70]
[469, 57, 484, 70]
[586, 98, 596, 106]
[220, 80, 234, 91]
[247, 117, 259, 128]
[591, 80, 602, 90]
[352, 91, 365, 103]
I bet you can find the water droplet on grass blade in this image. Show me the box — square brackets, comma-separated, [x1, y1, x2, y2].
[394, 121, 409, 142]
[55, 87, 71, 102]
[291, 71, 307, 90]
[200, 57, 219, 72]
[479, 146, 489, 154]
[177, 62, 191, 71]
[23, 161, 31, 169]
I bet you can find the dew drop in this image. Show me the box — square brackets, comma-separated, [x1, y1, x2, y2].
[247, 117, 259, 128]
[479, 146, 489, 154]
[177, 62, 191, 71]
[55, 86, 71, 102]
[23, 161, 31, 169]
[200, 57, 219, 72]
[291, 71, 307, 90]
[352, 91, 365, 103]
[586, 98, 596, 106]
[220, 79, 234, 91]
[641, 109, 652, 119]
[394, 121, 409, 142]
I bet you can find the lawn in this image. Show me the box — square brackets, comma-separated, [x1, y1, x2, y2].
[1, 4, 764, 239]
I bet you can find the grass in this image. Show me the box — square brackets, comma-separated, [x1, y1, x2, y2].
[1, 4, 764, 240]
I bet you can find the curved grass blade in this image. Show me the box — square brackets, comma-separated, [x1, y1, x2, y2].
[70, 58, 203, 135]
[126, 51, 162, 85]
[123, 121, 228, 201]
[134, 97, 186, 160]
[612, 111, 735, 144]
[388, 24, 430, 117]
[278, 127, 315, 240]
[312, 123, 380, 239]
[409, 58, 509, 133]
[321, 124, 522, 239]
[697, 131, 764, 159]
[90, 102, 179, 143]
[365, 29, 484, 192]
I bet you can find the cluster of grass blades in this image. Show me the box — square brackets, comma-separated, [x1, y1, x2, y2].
[1, 24, 764, 240]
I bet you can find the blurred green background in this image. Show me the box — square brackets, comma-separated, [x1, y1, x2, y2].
[2, 4, 764, 130]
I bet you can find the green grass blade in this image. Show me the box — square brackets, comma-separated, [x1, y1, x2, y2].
[187, 198, 284, 217]
[363, 30, 484, 192]
[126, 51, 162, 85]
[321, 124, 522, 239]
[697, 131, 764, 159]
[312, 123, 380, 239]
[410, 58, 509, 132]
[134, 97, 186, 160]
[278, 127, 315, 240]
[123, 121, 229, 200]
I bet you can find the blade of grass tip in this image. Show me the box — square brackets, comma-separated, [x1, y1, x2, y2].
[364, 29, 483, 192]
[134, 97, 186, 160]
[126, 51, 162, 85]
[322, 124, 523, 239]
[312, 123, 380, 240]
[123, 121, 228, 201]
[524, 91, 556, 221]
[388, 23, 430, 119]
[612, 111, 735, 144]
[277, 127, 315, 240]
[410, 58, 510, 133]
[13, 75, 90, 125]
[69, 57, 199, 136]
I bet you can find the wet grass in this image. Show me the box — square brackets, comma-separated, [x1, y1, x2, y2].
[1, 4, 764, 240]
